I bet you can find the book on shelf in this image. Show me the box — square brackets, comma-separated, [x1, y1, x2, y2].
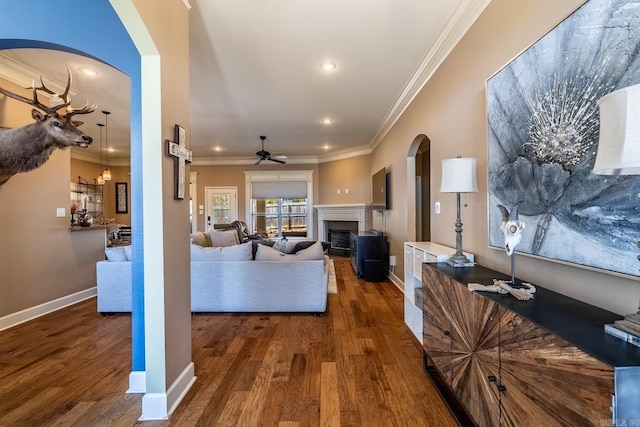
[614, 318, 640, 336]
[604, 323, 640, 348]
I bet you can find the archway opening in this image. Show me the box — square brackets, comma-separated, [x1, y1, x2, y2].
[406, 134, 431, 242]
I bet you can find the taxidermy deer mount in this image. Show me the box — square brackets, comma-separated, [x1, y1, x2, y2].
[0, 68, 95, 186]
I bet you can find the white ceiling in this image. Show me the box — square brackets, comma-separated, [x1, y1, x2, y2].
[0, 0, 489, 165]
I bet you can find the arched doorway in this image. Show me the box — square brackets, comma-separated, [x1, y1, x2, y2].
[0, 1, 189, 421]
[406, 134, 431, 242]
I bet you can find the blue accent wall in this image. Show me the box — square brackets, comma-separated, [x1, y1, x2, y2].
[1, 0, 146, 372]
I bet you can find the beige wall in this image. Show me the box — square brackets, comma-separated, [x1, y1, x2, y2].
[0, 78, 104, 318]
[191, 157, 374, 237]
[191, 163, 320, 234]
[373, 0, 639, 315]
[318, 155, 371, 204]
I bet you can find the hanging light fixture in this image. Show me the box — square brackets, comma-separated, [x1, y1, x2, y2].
[96, 123, 105, 185]
[102, 110, 112, 181]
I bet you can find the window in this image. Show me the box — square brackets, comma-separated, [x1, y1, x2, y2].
[251, 198, 308, 238]
[245, 171, 313, 239]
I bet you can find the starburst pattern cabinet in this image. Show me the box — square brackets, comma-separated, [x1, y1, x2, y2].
[422, 263, 640, 427]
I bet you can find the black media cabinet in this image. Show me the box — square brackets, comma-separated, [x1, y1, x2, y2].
[349, 230, 389, 282]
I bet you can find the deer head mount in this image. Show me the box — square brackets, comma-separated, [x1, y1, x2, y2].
[0, 67, 96, 186]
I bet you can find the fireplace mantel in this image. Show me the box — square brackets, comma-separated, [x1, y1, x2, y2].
[314, 204, 372, 241]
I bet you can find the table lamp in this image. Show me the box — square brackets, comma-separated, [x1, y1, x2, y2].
[593, 83, 640, 315]
[441, 157, 478, 267]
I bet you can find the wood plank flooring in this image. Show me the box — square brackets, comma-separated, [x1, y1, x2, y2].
[0, 257, 457, 426]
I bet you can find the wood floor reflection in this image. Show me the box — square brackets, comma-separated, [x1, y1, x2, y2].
[0, 257, 456, 426]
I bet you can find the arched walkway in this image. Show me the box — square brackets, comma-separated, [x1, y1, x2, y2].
[406, 134, 431, 242]
[1, 0, 186, 420]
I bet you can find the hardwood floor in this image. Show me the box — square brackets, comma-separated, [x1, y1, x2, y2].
[0, 257, 457, 426]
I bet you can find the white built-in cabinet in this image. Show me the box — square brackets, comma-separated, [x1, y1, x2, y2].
[403, 242, 474, 343]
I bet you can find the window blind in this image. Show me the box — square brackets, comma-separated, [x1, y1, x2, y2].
[251, 181, 307, 199]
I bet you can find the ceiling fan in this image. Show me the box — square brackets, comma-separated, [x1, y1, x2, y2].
[255, 135, 287, 164]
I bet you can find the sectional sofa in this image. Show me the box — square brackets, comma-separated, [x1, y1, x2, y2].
[96, 240, 329, 313]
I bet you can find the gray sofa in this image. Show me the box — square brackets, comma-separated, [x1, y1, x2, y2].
[96, 257, 329, 313]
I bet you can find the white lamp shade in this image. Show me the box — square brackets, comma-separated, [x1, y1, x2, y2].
[593, 84, 640, 175]
[441, 157, 479, 193]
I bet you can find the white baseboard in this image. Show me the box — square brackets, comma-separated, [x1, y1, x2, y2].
[388, 271, 404, 292]
[127, 371, 146, 394]
[0, 287, 97, 332]
[140, 362, 196, 421]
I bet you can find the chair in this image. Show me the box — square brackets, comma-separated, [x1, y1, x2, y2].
[228, 220, 268, 242]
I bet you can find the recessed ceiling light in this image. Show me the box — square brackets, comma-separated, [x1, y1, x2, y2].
[323, 144, 331, 150]
[320, 62, 336, 71]
[79, 67, 99, 77]
[321, 118, 334, 125]
[213, 146, 222, 152]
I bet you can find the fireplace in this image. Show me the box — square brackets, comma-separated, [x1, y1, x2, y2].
[315, 204, 373, 255]
[327, 220, 358, 255]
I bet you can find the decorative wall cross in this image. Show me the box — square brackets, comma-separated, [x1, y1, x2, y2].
[166, 124, 192, 200]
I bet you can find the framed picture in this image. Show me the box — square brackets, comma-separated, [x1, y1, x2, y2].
[116, 182, 128, 214]
[486, 0, 640, 277]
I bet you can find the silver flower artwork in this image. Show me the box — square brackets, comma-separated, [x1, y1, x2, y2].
[487, 0, 640, 276]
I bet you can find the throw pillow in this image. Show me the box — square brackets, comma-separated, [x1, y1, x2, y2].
[271, 240, 298, 253]
[255, 240, 324, 261]
[207, 229, 240, 247]
[293, 240, 325, 259]
[191, 241, 252, 261]
[252, 239, 274, 259]
[105, 246, 127, 262]
[190, 231, 211, 247]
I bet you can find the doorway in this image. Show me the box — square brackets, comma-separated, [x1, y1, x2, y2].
[406, 134, 431, 242]
[204, 186, 238, 231]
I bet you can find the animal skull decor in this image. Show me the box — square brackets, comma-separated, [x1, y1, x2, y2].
[0, 68, 95, 186]
[497, 203, 525, 256]
[466, 202, 536, 301]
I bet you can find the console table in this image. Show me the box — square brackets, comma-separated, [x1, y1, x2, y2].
[422, 263, 640, 426]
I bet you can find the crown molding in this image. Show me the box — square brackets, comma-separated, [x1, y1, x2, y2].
[70, 149, 130, 167]
[369, 0, 491, 150]
[316, 144, 372, 163]
[191, 144, 372, 166]
[0, 52, 77, 98]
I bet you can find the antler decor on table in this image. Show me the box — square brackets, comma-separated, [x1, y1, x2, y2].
[0, 67, 96, 185]
[468, 280, 537, 301]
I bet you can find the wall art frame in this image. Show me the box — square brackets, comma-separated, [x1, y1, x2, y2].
[116, 181, 128, 214]
[486, 0, 640, 277]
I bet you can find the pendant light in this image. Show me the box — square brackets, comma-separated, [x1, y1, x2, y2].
[102, 110, 112, 181]
[96, 123, 105, 185]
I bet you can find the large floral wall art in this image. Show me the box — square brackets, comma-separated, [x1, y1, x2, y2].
[487, 0, 640, 277]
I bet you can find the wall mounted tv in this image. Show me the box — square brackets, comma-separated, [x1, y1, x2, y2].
[372, 167, 390, 210]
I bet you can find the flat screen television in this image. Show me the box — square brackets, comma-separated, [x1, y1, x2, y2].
[372, 167, 390, 210]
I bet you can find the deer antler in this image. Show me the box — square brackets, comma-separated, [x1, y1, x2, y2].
[0, 82, 53, 113]
[0, 67, 93, 116]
